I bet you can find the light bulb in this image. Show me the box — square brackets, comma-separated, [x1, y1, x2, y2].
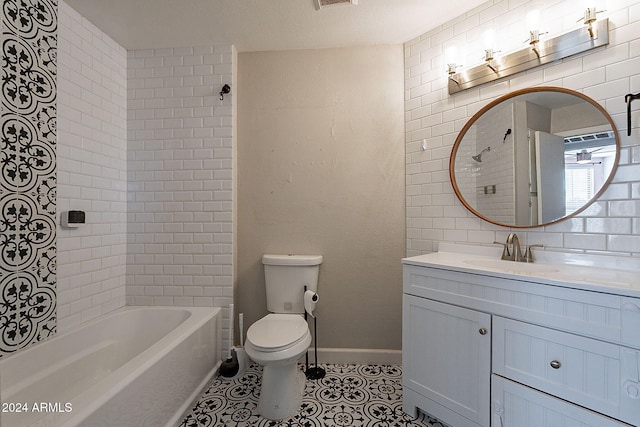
[526, 9, 541, 31]
[444, 46, 458, 64]
[483, 29, 496, 50]
[444, 46, 458, 75]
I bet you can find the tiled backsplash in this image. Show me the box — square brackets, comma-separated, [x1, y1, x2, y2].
[1, 0, 58, 356]
[56, 0, 128, 332]
[126, 46, 234, 310]
[405, 0, 640, 257]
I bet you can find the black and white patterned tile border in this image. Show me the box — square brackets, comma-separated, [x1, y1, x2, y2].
[180, 364, 447, 427]
[1, 0, 58, 356]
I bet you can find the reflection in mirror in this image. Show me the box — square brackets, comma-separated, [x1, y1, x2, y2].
[450, 87, 619, 228]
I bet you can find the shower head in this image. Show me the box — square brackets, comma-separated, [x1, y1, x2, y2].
[472, 146, 491, 162]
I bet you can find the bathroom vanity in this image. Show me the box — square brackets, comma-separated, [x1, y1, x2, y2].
[402, 244, 640, 427]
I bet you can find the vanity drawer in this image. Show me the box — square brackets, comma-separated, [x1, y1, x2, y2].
[491, 375, 633, 427]
[403, 265, 640, 349]
[493, 317, 640, 426]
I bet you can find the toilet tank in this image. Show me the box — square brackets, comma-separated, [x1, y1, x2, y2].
[262, 254, 322, 314]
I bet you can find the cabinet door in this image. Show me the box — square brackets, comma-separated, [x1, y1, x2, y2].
[492, 375, 633, 427]
[493, 316, 640, 425]
[403, 294, 491, 427]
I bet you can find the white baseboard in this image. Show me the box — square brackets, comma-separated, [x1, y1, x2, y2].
[303, 348, 402, 365]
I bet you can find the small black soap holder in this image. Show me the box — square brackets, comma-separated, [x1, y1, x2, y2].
[61, 210, 85, 228]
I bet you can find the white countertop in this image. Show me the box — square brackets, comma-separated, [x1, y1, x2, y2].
[403, 243, 640, 299]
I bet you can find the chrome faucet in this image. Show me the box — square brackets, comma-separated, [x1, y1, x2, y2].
[494, 233, 524, 262]
[505, 233, 523, 262]
[494, 233, 543, 262]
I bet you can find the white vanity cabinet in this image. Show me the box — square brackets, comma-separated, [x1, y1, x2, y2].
[402, 260, 640, 427]
[403, 294, 491, 427]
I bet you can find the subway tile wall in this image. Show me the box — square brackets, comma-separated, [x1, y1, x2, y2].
[57, 0, 128, 332]
[126, 46, 234, 316]
[57, 1, 234, 355]
[471, 104, 515, 224]
[405, 0, 640, 257]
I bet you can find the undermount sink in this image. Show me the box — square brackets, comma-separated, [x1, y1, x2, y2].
[463, 258, 560, 274]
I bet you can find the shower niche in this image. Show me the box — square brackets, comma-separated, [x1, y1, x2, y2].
[449, 87, 619, 228]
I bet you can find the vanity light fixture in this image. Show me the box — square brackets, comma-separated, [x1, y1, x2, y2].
[526, 10, 547, 59]
[484, 49, 499, 74]
[445, 46, 461, 85]
[447, 63, 461, 85]
[528, 30, 544, 58]
[448, 12, 609, 95]
[582, 7, 603, 38]
[483, 29, 500, 74]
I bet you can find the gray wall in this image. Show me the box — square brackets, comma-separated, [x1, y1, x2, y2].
[237, 46, 405, 351]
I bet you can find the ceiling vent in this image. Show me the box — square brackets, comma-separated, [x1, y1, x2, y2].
[563, 131, 614, 144]
[313, 0, 358, 10]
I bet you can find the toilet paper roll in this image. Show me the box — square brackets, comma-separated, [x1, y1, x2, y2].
[304, 290, 319, 317]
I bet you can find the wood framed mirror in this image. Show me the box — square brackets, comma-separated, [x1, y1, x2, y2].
[450, 87, 620, 228]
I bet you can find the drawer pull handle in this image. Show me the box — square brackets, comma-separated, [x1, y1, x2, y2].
[550, 360, 561, 369]
[624, 380, 640, 399]
[479, 328, 488, 335]
[622, 302, 640, 313]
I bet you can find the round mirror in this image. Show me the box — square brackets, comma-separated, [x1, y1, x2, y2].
[450, 87, 619, 228]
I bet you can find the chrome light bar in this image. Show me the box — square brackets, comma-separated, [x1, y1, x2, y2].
[448, 18, 609, 95]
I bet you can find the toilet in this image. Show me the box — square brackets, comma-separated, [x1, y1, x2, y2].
[245, 254, 322, 420]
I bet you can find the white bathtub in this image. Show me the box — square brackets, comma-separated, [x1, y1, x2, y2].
[0, 306, 221, 427]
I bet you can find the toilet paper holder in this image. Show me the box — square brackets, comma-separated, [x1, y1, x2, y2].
[304, 289, 319, 317]
[303, 286, 325, 380]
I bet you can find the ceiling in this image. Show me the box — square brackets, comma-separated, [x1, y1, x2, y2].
[64, 0, 488, 52]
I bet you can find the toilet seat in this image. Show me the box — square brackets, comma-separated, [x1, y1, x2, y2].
[246, 314, 309, 352]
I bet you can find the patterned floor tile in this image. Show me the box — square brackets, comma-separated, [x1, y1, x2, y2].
[179, 364, 446, 427]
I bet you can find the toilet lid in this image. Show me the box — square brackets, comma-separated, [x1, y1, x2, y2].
[247, 314, 308, 351]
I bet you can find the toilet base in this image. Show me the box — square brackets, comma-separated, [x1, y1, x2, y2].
[257, 362, 306, 420]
